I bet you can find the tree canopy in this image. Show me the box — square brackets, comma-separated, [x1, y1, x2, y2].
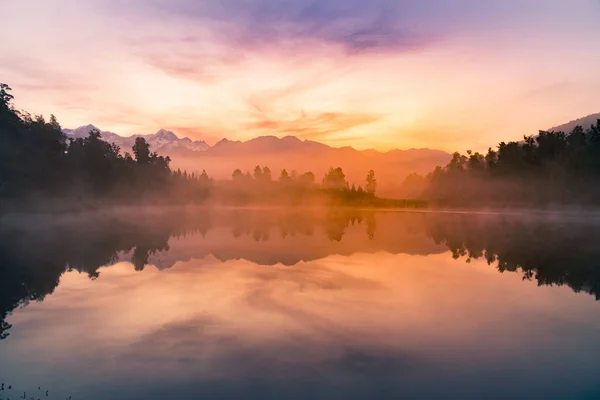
[406, 122, 600, 206]
[0, 83, 210, 208]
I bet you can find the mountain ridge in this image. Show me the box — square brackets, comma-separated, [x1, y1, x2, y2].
[63, 124, 449, 157]
[549, 113, 600, 133]
[62, 124, 452, 196]
[63, 125, 210, 154]
[55, 112, 600, 197]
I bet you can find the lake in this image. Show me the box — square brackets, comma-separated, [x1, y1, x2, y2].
[1, 208, 600, 399]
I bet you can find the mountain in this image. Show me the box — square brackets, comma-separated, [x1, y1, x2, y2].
[63, 124, 123, 143]
[176, 136, 451, 197]
[209, 135, 329, 156]
[63, 125, 210, 154]
[63, 125, 451, 196]
[549, 113, 600, 133]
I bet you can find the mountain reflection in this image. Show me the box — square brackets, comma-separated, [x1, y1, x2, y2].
[2, 208, 600, 339]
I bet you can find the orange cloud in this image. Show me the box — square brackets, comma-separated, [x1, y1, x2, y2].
[246, 111, 380, 141]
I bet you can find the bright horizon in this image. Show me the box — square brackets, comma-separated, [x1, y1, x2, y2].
[2, 0, 600, 152]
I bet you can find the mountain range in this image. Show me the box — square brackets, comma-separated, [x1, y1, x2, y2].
[61, 112, 600, 196]
[63, 125, 452, 196]
[549, 113, 600, 133]
[63, 124, 210, 153]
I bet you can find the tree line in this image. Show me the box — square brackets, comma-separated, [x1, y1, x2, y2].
[219, 165, 428, 207]
[222, 165, 379, 204]
[231, 166, 377, 193]
[402, 121, 600, 206]
[0, 83, 210, 208]
[1, 83, 425, 209]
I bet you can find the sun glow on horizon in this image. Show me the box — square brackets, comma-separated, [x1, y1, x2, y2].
[1, 0, 600, 152]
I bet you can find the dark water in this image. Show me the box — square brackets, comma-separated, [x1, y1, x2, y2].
[1, 208, 600, 400]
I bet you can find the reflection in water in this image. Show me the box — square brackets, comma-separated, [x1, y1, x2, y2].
[0, 208, 434, 340]
[3, 208, 600, 340]
[1, 209, 600, 399]
[427, 213, 600, 299]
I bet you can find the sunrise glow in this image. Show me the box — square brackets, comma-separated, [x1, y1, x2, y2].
[2, 0, 600, 151]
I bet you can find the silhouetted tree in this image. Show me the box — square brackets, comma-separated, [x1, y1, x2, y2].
[279, 169, 291, 183]
[253, 165, 263, 181]
[322, 167, 348, 190]
[200, 169, 209, 181]
[133, 137, 151, 164]
[262, 166, 272, 181]
[299, 171, 315, 186]
[0, 83, 14, 110]
[232, 169, 243, 181]
[366, 170, 377, 195]
[0, 84, 211, 207]
[420, 121, 600, 206]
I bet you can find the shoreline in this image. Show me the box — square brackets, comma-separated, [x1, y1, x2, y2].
[4, 201, 600, 221]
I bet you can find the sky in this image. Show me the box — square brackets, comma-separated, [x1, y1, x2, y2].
[1, 0, 600, 151]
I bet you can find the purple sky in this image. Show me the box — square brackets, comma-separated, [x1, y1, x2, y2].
[1, 0, 599, 150]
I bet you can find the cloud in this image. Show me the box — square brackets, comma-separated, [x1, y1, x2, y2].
[0, 56, 92, 93]
[3, 0, 600, 150]
[240, 67, 382, 141]
[246, 111, 380, 140]
[128, 35, 244, 83]
[133, 0, 581, 57]
[133, 0, 436, 54]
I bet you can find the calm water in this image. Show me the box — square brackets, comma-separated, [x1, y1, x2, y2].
[1, 208, 600, 399]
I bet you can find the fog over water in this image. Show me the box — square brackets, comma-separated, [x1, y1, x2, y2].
[1, 208, 600, 399]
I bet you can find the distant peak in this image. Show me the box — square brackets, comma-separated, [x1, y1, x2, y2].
[77, 124, 99, 131]
[281, 135, 302, 142]
[155, 129, 178, 140]
[216, 138, 235, 145]
[549, 112, 600, 132]
[251, 135, 279, 141]
[63, 124, 103, 138]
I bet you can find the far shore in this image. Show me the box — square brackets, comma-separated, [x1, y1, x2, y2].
[4, 200, 600, 223]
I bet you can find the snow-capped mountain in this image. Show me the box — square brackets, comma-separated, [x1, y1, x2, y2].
[62, 124, 451, 196]
[63, 124, 123, 142]
[146, 129, 210, 152]
[63, 125, 210, 154]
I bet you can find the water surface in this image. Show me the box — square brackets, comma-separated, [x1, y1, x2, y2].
[1, 209, 600, 399]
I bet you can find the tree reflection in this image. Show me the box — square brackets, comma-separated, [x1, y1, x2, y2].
[0, 208, 208, 339]
[426, 214, 600, 299]
[366, 213, 377, 240]
[324, 212, 350, 242]
[0, 208, 376, 338]
[4, 209, 600, 340]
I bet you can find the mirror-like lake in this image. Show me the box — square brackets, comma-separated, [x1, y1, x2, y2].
[1, 208, 600, 399]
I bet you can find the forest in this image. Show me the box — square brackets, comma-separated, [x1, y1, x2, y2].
[403, 120, 600, 207]
[9, 79, 600, 210]
[216, 165, 424, 208]
[1, 84, 425, 210]
[0, 83, 213, 209]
